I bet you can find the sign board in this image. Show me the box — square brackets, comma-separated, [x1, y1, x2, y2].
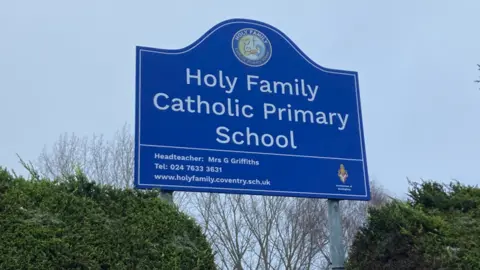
[134, 18, 370, 200]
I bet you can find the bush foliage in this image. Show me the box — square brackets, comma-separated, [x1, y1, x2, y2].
[0, 167, 215, 270]
[346, 180, 480, 269]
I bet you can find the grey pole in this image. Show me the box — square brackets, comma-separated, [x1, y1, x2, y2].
[160, 190, 174, 204]
[328, 199, 344, 270]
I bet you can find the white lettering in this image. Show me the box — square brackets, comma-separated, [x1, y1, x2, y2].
[246, 75, 259, 91]
[307, 85, 319, 102]
[245, 75, 319, 102]
[242, 105, 254, 118]
[337, 114, 349, 131]
[153, 93, 169, 110]
[204, 74, 217, 87]
[186, 68, 201, 86]
[261, 134, 274, 147]
[276, 135, 289, 148]
[259, 80, 272, 93]
[225, 75, 237, 94]
[216, 127, 230, 144]
[186, 68, 237, 94]
[316, 112, 328, 124]
[232, 131, 244, 144]
[263, 103, 276, 119]
[215, 126, 298, 149]
[273, 81, 293, 95]
[212, 102, 226, 115]
[153, 94, 254, 118]
[261, 102, 349, 130]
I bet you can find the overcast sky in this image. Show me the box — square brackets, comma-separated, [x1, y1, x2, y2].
[1, 1, 479, 198]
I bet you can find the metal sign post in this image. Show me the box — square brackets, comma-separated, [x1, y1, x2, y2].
[160, 190, 174, 204]
[328, 199, 344, 270]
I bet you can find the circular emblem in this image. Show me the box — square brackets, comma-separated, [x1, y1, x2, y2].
[232, 28, 272, 67]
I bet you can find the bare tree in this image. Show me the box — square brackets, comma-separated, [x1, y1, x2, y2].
[37, 123, 134, 188]
[186, 193, 334, 270]
[37, 125, 390, 270]
[271, 198, 328, 270]
[186, 193, 255, 269]
[38, 131, 89, 180]
[238, 195, 284, 270]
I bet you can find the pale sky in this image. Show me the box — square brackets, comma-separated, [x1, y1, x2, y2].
[1, 0, 479, 198]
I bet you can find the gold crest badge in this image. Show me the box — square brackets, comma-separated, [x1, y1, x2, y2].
[337, 164, 348, 183]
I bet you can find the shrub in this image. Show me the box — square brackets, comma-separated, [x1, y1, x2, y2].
[346, 180, 480, 270]
[0, 167, 216, 270]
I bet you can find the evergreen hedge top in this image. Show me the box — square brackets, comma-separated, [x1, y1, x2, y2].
[346, 181, 480, 270]
[0, 168, 216, 270]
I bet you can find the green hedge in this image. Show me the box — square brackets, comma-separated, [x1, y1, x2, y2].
[346, 181, 480, 269]
[0, 168, 216, 270]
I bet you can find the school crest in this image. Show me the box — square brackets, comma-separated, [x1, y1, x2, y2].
[232, 28, 272, 67]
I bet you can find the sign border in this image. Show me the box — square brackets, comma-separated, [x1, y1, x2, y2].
[134, 18, 371, 201]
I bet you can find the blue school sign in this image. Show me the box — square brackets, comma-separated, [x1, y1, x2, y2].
[134, 18, 371, 200]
